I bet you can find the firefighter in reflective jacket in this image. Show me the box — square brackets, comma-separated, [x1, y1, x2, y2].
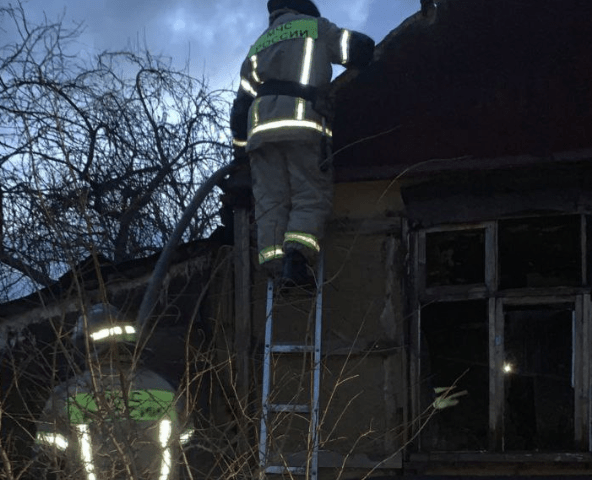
[230, 0, 374, 285]
[34, 304, 193, 480]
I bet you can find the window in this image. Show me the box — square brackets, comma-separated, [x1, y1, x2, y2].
[410, 215, 591, 453]
[503, 305, 574, 451]
[499, 216, 581, 289]
[426, 229, 485, 287]
[420, 301, 489, 451]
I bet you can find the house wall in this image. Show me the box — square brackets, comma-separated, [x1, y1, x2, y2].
[251, 162, 592, 478]
[324, 179, 406, 461]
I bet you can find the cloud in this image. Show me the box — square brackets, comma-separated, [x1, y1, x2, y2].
[322, 0, 372, 30]
[6, 0, 414, 91]
[153, 1, 269, 89]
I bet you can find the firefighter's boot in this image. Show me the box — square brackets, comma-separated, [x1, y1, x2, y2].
[281, 249, 314, 290]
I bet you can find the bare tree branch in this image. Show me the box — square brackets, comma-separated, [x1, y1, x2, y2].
[0, 3, 232, 298]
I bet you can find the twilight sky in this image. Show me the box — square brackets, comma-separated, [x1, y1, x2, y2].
[6, 0, 420, 91]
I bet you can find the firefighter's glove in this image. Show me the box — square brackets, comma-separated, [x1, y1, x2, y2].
[432, 386, 468, 410]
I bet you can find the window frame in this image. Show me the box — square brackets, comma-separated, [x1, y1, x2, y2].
[408, 214, 592, 453]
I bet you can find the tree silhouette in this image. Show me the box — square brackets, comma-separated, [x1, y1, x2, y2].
[0, 1, 232, 302]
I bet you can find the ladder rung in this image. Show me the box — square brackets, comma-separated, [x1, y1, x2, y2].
[267, 403, 310, 413]
[270, 344, 314, 353]
[265, 465, 306, 475]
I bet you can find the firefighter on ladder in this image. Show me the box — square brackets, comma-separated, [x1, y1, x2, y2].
[34, 303, 194, 480]
[230, 0, 375, 286]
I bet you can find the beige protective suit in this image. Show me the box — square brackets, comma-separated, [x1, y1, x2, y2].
[231, 8, 374, 267]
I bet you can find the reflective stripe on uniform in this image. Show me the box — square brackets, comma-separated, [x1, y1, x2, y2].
[299, 37, 315, 85]
[340, 30, 351, 64]
[233, 138, 247, 148]
[72, 419, 175, 480]
[76, 424, 97, 480]
[36, 432, 69, 451]
[179, 427, 195, 446]
[90, 325, 136, 342]
[159, 419, 173, 480]
[250, 119, 333, 138]
[240, 78, 257, 97]
[250, 55, 262, 84]
[259, 245, 285, 264]
[284, 232, 321, 252]
[294, 36, 315, 121]
[295, 98, 306, 120]
[251, 97, 262, 128]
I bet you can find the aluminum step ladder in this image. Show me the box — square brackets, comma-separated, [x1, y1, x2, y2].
[258, 256, 324, 480]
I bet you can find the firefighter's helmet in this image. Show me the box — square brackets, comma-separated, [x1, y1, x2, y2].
[267, 0, 320, 17]
[74, 303, 137, 348]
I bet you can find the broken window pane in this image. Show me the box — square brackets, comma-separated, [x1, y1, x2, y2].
[426, 229, 486, 287]
[499, 215, 581, 289]
[504, 305, 574, 451]
[420, 301, 488, 451]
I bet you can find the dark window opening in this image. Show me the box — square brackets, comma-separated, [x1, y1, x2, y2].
[499, 215, 581, 289]
[426, 229, 486, 287]
[504, 305, 574, 451]
[420, 301, 489, 451]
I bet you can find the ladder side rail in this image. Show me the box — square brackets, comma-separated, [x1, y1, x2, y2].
[310, 254, 324, 480]
[259, 278, 275, 476]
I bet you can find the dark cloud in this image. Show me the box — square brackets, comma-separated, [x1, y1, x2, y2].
[6, 0, 419, 90]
